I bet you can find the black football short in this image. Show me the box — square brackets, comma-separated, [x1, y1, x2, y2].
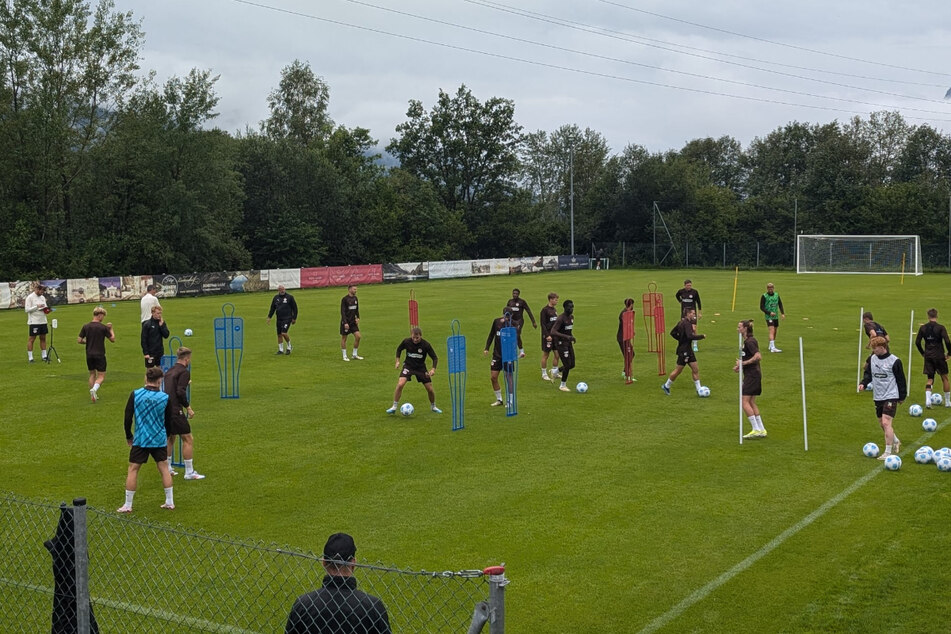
[129, 445, 168, 464]
[29, 324, 49, 337]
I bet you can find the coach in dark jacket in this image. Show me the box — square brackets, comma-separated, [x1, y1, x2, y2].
[285, 533, 391, 634]
[140, 304, 169, 368]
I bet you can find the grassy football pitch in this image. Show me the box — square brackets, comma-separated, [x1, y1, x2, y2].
[2, 269, 950, 632]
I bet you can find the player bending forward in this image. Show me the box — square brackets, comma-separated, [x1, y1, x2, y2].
[387, 328, 442, 414]
[861, 336, 906, 461]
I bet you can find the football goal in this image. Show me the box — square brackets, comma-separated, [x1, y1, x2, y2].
[796, 235, 922, 275]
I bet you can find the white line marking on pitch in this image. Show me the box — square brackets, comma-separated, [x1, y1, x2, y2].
[638, 422, 948, 634]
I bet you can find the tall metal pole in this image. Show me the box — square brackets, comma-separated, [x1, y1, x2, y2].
[793, 197, 798, 271]
[570, 146, 575, 256]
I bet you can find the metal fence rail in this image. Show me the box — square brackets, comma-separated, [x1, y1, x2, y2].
[0, 493, 507, 633]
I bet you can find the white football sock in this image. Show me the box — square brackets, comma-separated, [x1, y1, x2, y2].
[124, 490, 135, 507]
[185, 459, 194, 475]
[693, 380, 702, 390]
[278, 343, 284, 352]
[341, 349, 348, 359]
[27, 351, 33, 361]
[748, 415, 758, 431]
[494, 390, 502, 401]
[164, 487, 174, 506]
[755, 415, 765, 430]
[352, 348, 359, 356]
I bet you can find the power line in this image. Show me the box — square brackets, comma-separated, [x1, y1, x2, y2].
[229, 0, 951, 123]
[466, 0, 948, 89]
[597, 0, 951, 78]
[334, 0, 950, 113]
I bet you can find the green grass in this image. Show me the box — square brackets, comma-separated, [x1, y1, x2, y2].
[3, 269, 951, 632]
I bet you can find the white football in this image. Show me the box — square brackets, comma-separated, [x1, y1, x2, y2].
[862, 442, 880, 458]
[697, 386, 711, 398]
[922, 418, 937, 432]
[883, 454, 901, 471]
[914, 446, 934, 464]
[400, 403, 414, 417]
[908, 404, 923, 417]
[931, 393, 943, 406]
[937, 456, 951, 472]
[576, 382, 588, 393]
[184, 328, 193, 337]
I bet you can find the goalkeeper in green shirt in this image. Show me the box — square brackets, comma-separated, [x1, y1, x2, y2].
[759, 282, 785, 353]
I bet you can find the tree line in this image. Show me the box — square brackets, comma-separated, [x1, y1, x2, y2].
[2, 0, 950, 280]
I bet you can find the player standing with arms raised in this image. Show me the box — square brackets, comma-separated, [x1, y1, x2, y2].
[759, 282, 785, 353]
[860, 336, 906, 460]
[539, 292, 560, 381]
[340, 285, 362, 361]
[915, 308, 951, 408]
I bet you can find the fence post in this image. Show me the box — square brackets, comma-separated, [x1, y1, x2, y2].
[485, 565, 509, 634]
[73, 498, 91, 634]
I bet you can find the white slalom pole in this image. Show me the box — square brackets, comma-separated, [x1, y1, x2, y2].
[800, 336, 808, 451]
[908, 309, 915, 377]
[856, 306, 864, 392]
[738, 331, 744, 445]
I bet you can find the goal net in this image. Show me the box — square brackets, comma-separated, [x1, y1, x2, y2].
[796, 235, 922, 275]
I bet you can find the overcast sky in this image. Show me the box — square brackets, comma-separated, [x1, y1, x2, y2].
[114, 0, 951, 154]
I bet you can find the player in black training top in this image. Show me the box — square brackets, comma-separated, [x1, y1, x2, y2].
[386, 327, 441, 414]
[915, 307, 951, 409]
[661, 309, 706, 396]
[505, 288, 537, 359]
[539, 292, 560, 381]
[550, 300, 576, 393]
[340, 285, 362, 360]
[484, 307, 514, 407]
[267, 285, 298, 355]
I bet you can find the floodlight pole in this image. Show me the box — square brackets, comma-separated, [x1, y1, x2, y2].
[569, 146, 575, 256]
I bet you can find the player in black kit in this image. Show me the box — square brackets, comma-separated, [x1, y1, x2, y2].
[340, 285, 362, 360]
[915, 308, 951, 408]
[539, 292, 560, 381]
[506, 288, 537, 358]
[550, 300, 576, 392]
[662, 309, 706, 396]
[267, 285, 298, 355]
[386, 327, 441, 414]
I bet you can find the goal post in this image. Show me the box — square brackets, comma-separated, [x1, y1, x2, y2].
[796, 235, 922, 275]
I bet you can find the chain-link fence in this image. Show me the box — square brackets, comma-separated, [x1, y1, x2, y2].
[1, 493, 508, 633]
[592, 240, 951, 271]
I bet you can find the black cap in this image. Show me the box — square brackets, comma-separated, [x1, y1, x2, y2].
[323, 533, 356, 562]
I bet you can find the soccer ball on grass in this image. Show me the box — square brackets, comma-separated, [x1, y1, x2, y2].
[922, 418, 937, 432]
[697, 386, 711, 398]
[883, 454, 901, 471]
[576, 382, 588, 393]
[400, 403, 414, 417]
[184, 328, 193, 337]
[914, 447, 934, 464]
[862, 442, 880, 458]
[931, 393, 944, 406]
[908, 404, 923, 417]
[936, 456, 951, 472]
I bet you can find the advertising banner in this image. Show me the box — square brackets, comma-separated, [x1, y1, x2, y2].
[430, 260, 472, 280]
[263, 268, 301, 290]
[67, 278, 100, 304]
[557, 255, 589, 270]
[383, 262, 430, 283]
